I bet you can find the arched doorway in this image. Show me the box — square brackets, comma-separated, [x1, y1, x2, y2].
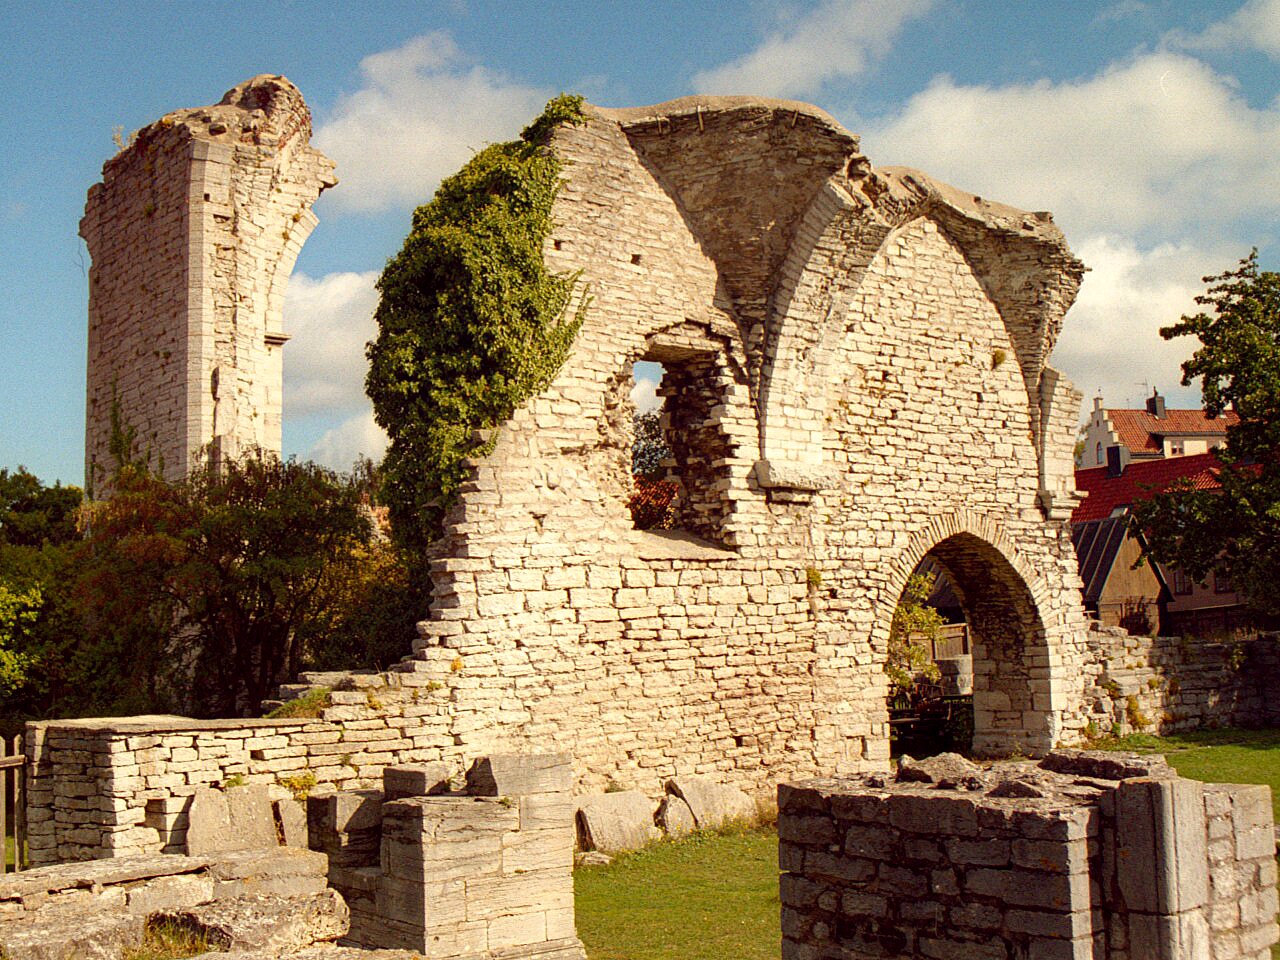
[881, 521, 1059, 758]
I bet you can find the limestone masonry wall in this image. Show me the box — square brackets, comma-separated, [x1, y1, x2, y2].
[82, 75, 334, 486]
[779, 752, 1278, 959]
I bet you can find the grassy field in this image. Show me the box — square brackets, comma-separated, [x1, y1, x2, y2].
[575, 826, 780, 960]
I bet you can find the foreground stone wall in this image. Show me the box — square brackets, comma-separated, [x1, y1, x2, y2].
[82, 75, 334, 486]
[779, 753, 1278, 959]
[1082, 626, 1280, 736]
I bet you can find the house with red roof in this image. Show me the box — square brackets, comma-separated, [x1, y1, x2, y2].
[1080, 389, 1236, 470]
[1071, 452, 1251, 637]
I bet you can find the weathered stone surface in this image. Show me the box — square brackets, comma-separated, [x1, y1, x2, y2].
[467, 754, 572, 797]
[158, 889, 348, 952]
[655, 794, 697, 837]
[186, 784, 278, 855]
[1040, 749, 1173, 781]
[896, 753, 986, 789]
[383, 762, 451, 800]
[576, 791, 659, 852]
[667, 776, 756, 830]
[275, 796, 309, 848]
[0, 911, 144, 960]
[126, 873, 216, 915]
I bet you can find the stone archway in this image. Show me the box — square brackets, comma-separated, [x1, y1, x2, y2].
[880, 511, 1063, 757]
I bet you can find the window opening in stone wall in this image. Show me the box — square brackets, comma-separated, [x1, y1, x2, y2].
[886, 556, 972, 760]
[626, 348, 733, 545]
[628, 359, 675, 530]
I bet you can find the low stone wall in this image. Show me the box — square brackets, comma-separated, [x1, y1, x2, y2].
[1083, 626, 1280, 736]
[779, 752, 1278, 959]
[24, 667, 453, 866]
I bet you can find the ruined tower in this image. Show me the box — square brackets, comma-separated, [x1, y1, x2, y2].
[81, 75, 335, 487]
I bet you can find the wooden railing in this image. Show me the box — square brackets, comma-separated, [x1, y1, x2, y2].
[2, 734, 26, 873]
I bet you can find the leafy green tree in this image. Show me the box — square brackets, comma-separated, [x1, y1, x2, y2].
[885, 572, 944, 695]
[0, 467, 82, 547]
[1130, 252, 1280, 616]
[367, 95, 587, 551]
[632, 411, 670, 479]
[76, 456, 374, 716]
[0, 581, 39, 697]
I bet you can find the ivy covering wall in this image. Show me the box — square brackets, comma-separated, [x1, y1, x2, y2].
[367, 95, 588, 550]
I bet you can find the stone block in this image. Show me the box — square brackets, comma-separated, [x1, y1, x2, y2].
[125, 873, 215, 915]
[185, 784, 277, 855]
[576, 791, 660, 852]
[273, 796, 308, 848]
[666, 776, 756, 830]
[1115, 777, 1208, 915]
[0, 911, 144, 960]
[656, 794, 696, 837]
[383, 762, 451, 800]
[155, 888, 348, 952]
[466, 753, 572, 797]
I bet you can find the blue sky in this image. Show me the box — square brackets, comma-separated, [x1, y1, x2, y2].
[2, 0, 1278, 485]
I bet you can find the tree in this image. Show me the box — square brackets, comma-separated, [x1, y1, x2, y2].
[885, 572, 943, 695]
[632, 411, 670, 479]
[75, 456, 374, 716]
[1130, 252, 1280, 616]
[0, 467, 82, 547]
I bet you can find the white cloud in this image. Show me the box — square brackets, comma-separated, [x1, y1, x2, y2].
[1173, 0, 1280, 59]
[862, 51, 1280, 237]
[691, 0, 935, 98]
[309, 411, 388, 471]
[315, 32, 551, 213]
[631, 372, 661, 413]
[283, 270, 380, 419]
[1052, 236, 1242, 413]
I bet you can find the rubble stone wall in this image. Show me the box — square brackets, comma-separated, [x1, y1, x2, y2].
[779, 754, 1278, 959]
[405, 96, 1092, 787]
[82, 75, 334, 486]
[1081, 626, 1280, 737]
[24, 674, 454, 866]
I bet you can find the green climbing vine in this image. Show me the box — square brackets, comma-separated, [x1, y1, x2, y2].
[367, 94, 589, 550]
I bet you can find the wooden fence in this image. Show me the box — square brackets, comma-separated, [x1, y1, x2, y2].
[2, 734, 26, 873]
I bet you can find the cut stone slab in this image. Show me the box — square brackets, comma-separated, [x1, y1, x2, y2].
[467, 753, 572, 796]
[275, 796, 308, 848]
[186, 783, 278, 855]
[157, 889, 349, 952]
[656, 794, 697, 836]
[383, 762, 451, 800]
[0, 910, 144, 960]
[576, 791, 660, 852]
[666, 776, 756, 829]
[207, 847, 330, 899]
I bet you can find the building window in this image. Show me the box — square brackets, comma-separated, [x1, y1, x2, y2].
[1172, 568, 1193, 595]
[1095, 441, 1102, 464]
[1169, 439, 1185, 456]
[1214, 570, 1233, 594]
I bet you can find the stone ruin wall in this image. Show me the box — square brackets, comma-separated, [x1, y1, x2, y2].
[81, 75, 334, 486]
[407, 97, 1093, 792]
[778, 752, 1279, 960]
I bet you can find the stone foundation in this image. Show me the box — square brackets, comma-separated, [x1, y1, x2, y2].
[779, 752, 1278, 959]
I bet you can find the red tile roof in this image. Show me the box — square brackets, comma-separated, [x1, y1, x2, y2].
[1073, 452, 1224, 523]
[1108, 407, 1237, 455]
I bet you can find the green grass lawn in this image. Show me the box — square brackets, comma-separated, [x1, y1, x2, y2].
[575, 826, 780, 960]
